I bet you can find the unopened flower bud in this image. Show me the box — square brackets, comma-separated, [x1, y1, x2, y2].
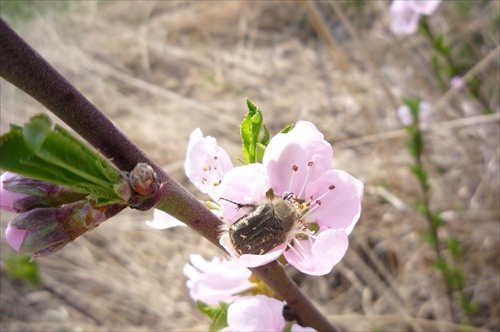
[129, 163, 158, 196]
[5, 200, 125, 259]
[1, 172, 86, 213]
[115, 172, 133, 202]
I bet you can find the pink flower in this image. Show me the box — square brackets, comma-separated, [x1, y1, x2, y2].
[1, 172, 30, 212]
[218, 122, 364, 275]
[450, 76, 466, 90]
[147, 129, 233, 229]
[221, 295, 316, 332]
[397, 100, 431, 129]
[1, 172, 126, 258]
[5, 201, 110, 258]
[183, 255, 253, 305]
[185, 128, 234, 201]
[1, 172, 87, 213]
[150, 122, 363, 275]
[5, 226, 31, 252]
[390, 0, 442, 35]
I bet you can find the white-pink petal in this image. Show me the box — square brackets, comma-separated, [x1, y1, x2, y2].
[184, 128, 233, 201]
[145, 209, 186, 229]
[264, 121, 333, 196]
[397, 104, 413, 126]
[398, 101, 431, 129]
[222, 295, 286, 331]
[285, 228, 348, 276]
[183, 255, 253, 305]
[0, 172, 29, 212]
[450, 76, 466, 90]
[390, 0, 421, 35]
[304, 169, 364, 235]
[292, 325, 317, 332]
[5, 226, 28, 252]
[407, 0, 441, 15]
[218, 163, 270, 223]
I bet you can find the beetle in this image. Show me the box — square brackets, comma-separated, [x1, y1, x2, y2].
[222, 189, 301, 256]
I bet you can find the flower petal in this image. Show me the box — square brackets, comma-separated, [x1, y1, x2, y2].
[184, 129, 233, 201]
[390, 0, 421, 35]
[264, 121, 333, 196]
[397, 104, 413, 126]
[305, 169, 363, 235]
[5, 225, 29, 252]
[183, 255, 253, 305]
[450, 76, 466, 90]
[0, 172, 29, 212]
[218, 163, 270, 223]
[145, 209, 186, 229]
[292, 325, 317, 332]
[408, 0, 441, 15]
[285, 228, 348, 275]
[223, 295, 286, 331]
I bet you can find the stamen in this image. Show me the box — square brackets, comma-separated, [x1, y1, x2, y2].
[288, 165, 299, 193]
[296, 161, 314, 198]
[288, 238, 308, 260]
[286, 241, 303, 258]
[302, 184, 336, 219]
[285, 228, 315, 261]
[200, 154, 227, 192]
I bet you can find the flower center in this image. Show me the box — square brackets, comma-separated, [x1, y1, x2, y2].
[282, 183, 336, 259]
[200, 155, 225, 190]
[301, 184, 336, 220]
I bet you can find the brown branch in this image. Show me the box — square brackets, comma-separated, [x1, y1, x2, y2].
[0, 18, 338, 331]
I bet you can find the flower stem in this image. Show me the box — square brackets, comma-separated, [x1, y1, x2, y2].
[0, 18, 338, 331]
[419, 18, 490, 112]
[407, 112, 459, 323]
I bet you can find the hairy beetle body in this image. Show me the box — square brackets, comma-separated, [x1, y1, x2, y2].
[227, 194, 300, 255]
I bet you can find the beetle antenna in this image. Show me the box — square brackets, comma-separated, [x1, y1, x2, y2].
[219, 197, 255, 210]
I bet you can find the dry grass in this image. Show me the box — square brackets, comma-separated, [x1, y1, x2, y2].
[1, 1, 498, 331]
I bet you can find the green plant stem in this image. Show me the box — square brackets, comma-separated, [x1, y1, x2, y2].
[412, 135, 458, 323]
[419, 18, 490, 111]
[0, 18, 338, 331]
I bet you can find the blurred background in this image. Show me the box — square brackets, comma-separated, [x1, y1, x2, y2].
[1, 1, 498, 331]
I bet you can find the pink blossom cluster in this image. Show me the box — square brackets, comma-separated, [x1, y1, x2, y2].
[397, 100, 431, 129]
[1, 172, 121, 258]
[184, 255, 316, 331]
[150, 121, 364, 276]
[390, 0, 442, 35]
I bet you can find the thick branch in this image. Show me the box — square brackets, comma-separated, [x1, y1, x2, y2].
[0, 18, 337, 331]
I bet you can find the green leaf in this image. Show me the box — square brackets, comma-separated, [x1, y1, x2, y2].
[255, 142, 267, 164]
[420, 229, 436, 246]
[432, 34, 444, 51]
[280, 124, 293, 134]
[431, 213, 444, 229]
[0, 114, 123, 203]
[4, 253, 42, 289]
[445, 265, 465, 290]
[22, 114, 52, 152]
[197, 301, 230, 332]
[240, 100, 270, 164]
[446, 237, 462, 258]
[462, 299, 479, 314]
[432, 256, 447, 271]
[260, 124, 270, 146]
